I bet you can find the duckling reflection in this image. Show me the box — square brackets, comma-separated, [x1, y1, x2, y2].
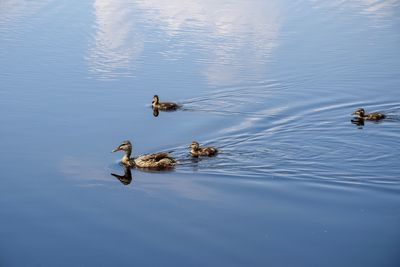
[351, 117, 365, 127]
[352, 108, 386, 121]
[112, 140, 176, 169]
[111, 165, 132, 185]
[152, 107, 159, 117]
[189, 141, 218, 157]
[152, 95, 181, 111]
[187, 157, 201, 172]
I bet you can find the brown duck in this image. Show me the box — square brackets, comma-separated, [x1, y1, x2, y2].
[189, 141, 218, 157]
[112, 140, 176, 169]
[152, 95, 180, 110]
[352, 108, 386, 121]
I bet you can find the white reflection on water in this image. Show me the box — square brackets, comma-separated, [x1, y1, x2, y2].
[311, 0, 400, 18]
[87, 0, 144, 79]
[87, 0, 281, 84]
[136, 0, 281, 85]
[0, 0, 51, 31]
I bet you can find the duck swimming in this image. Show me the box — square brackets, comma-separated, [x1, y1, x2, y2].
[189, 141, 218, 157]
[352, 108, 386, 121]
[112, 140, 176, 169]
[152, 95, 180, 110]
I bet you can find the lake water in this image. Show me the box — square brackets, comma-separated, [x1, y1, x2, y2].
[1, 0, 400, 266]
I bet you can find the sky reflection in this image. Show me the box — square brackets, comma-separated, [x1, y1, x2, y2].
[0, 0, 51, 31]
[87, 0, 282, 84]
[87, 0, 144, 79]
[311, 0, 400, 18]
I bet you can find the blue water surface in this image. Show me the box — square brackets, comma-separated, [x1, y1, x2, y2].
[1, 0, 400, 266]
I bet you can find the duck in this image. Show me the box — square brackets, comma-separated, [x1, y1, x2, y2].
[152, 95, 180, 110]
[352, 108, 386, 121]
[112, 140, 176, 169]
[189, 141, 218, 157]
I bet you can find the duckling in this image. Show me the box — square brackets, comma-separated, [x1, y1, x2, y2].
[352, 108, 386, 121]
[189, 141, 218, 157]
[152, 95, 180, 110]
[112, 140, 176, 169]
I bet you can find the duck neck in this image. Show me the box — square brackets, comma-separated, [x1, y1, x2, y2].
[122, 149, 132, 164]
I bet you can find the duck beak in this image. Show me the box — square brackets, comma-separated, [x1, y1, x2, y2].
[112, 147, 120, 153]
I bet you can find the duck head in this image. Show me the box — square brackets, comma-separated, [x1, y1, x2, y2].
[152, 95, 159, 108]
[189, 141, 200, 151]
[352, 108, 365, 118]
[112, 140, 132, 162]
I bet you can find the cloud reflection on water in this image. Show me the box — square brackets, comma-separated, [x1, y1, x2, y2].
[87, 0, 144, 79]
[87, 0, 281, 84]
[311, 0, 400, 18]
[137, 0, 282, 85]
[0, 0, 51, 31]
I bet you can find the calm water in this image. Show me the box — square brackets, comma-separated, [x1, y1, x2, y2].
[1, 0, 400, 266]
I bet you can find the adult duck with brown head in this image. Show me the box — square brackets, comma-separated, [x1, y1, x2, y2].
[112, 140, 176, 169]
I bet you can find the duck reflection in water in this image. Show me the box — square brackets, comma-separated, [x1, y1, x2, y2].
[351, 117, 365, 128]
[152, 107, 159, 117]
[111, 165, 132, 186]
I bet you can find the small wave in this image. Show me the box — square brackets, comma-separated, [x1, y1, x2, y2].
[158, 97, 400, 187]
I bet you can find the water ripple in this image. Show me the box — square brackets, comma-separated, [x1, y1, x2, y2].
[165, 89, 400, 186]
